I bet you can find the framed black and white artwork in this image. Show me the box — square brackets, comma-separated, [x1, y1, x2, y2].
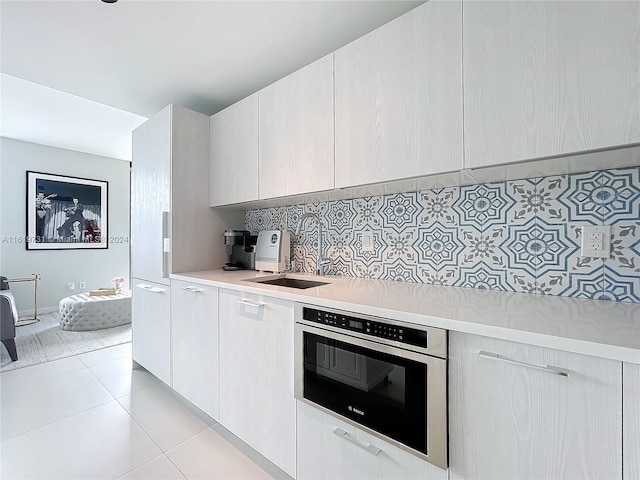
[26, 171, 108, 250]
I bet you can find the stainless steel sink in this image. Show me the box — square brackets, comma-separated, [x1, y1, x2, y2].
[252, 277, 329, 289]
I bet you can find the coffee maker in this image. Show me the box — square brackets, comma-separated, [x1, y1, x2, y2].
[223, 230, 257, 271]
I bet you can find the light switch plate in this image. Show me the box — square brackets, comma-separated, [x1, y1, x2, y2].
[580, 225, 611, 258]
[361, 230, 374, 253]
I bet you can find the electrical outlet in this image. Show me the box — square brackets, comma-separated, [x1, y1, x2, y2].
[67, 282, 75, 291]
[361, 230, 374, 253]
[79, 282, 86, 290]
[580, 225, 611, 258]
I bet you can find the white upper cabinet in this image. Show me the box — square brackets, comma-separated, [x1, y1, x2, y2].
[463, 0, 640, 168]
[259, 54, 335, 199]
[210, 94, 259, 206]
[334, 1, 463, 188]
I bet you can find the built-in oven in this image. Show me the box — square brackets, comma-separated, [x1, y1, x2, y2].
[294, 304, 448, 470]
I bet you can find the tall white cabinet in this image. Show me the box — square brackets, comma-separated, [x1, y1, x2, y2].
[448, 332, 622, 479]
[463, 0, 640, 168]
[334, 0, 463, 188]
[624, 362, 640, 480]
[131, 104, 240, 382]
[259, 54, 335, 199]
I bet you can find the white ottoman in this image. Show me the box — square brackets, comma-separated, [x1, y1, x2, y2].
[59, 291, 131, 331]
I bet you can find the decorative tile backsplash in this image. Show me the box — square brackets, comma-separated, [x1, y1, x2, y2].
[246, 167, 640, 303]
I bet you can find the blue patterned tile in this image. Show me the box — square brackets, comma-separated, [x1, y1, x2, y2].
[455, 182, 515, 230]
[459, 226, 496, 269]
[326, 200, 356, 235]
[382, 228, 418, 264]
[599, 265, 640, 302]
[559, 265, 605, 299]
[414, 222, 464, 271]
[245, 209, 271, 233]
[352, 196, 384, 229]
[598, 167, 640, 224]
[501, 218, 579, 278]
[418, 187, 460, 225]
[286, 205, 304, 236]
[535, 175, 570, 223]
[557, 171, 604, 225]
[455, 264, 516, 291]
[382, 258, 420, 283]
[268, 207, 288, 230]
[535, 271, 569, 296]
[506, 178, 538, 225]
[381, 193, 420, 233]
[420, 266, 459, 286]
[508, 270, 538, 294]
[353, 261, 383, 279]
[325, 254, 355, 277]
[609, 222, 640, 274]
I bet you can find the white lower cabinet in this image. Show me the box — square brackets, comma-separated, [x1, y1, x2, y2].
[170, 280, 219, 420]
[218, 289, 296, 476]
[296, 401, 446, 480]
[449, 332, 622, 480]
[132, 278, 171, 385]
[624, 362, 640, 480]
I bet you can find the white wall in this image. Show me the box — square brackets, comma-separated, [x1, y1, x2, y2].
[0, 137, 130, 315]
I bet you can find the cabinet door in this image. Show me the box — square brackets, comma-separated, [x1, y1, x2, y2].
[170, 280, 219, 420]
[131, 107, 171, 285]
[463, 1, 640, 168]
[210, 94, 259, 206]
[296, 401, 446, 480]
[624, 362, 640, 480]
[449, 332, 622, 480]
[132, 277, 171, 385]
[335, 1, 463, 188]
[218, 289, 296, 476]
[259, 54, 334, 199]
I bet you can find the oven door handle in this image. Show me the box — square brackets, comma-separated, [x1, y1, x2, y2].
[333, 428, 381, 456]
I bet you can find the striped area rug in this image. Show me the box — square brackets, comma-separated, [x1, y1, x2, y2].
[0, 312, 131, 372]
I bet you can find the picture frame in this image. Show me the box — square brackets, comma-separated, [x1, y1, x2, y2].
[26, 171, 108, 250]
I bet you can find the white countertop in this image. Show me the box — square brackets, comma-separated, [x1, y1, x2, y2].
[171, 269, 640, 364]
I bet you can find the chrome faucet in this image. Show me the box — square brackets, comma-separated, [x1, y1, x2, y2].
[296, 213, 330, 276]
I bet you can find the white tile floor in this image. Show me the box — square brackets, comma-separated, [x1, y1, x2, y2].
[0, 343, 280, 480]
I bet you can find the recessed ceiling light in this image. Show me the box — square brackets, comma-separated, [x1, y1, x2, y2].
[101, 0, 118, 3]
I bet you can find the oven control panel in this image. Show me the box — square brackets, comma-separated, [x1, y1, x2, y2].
[302, 307, 428, 348]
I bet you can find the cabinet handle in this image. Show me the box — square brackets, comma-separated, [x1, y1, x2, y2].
[162, 211, 170, 278]
[136, 284, 166, 293]
[236, 299, 265, 308]
[333, 428, 381, 456]
[181, 286, 204, 293]
[478, 351, 569, 377]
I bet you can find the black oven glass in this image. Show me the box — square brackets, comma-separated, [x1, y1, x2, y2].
[302, 331, 428, 454]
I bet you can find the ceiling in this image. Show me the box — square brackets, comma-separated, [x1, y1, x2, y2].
[1, 1, 423, 160]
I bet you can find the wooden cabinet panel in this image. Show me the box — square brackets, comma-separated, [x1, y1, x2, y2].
[218, 289, 296, 476]
[449, 332, 622, 480]
[132, 277, 171, 385]
[463, 0, 640, 168]
[259, 54, 334, 198]
[624, 362, 640, 480]
[335, 1, 463, 188]
[131, 107, 171, 285]
[171, 280, 219, 420]
[296, 401, 446, 480]
[210, 94, 259, 206]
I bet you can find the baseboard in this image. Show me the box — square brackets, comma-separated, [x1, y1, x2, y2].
[18, 306, 58, 318]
